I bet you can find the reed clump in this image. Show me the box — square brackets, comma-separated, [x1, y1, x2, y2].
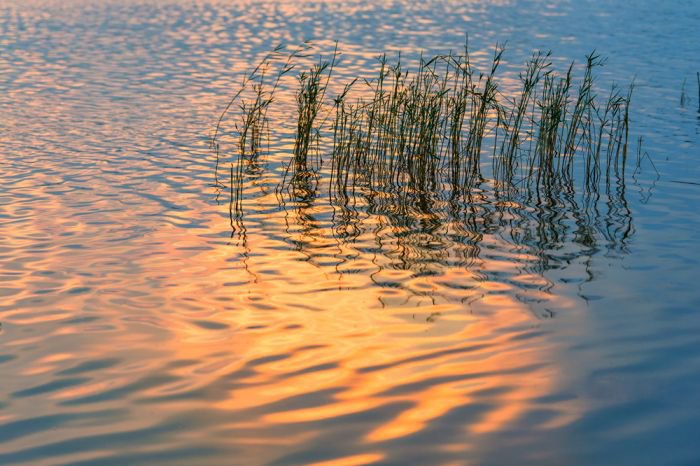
[210, 44, 305, 226]
[292, 44, 337, 177]
[215, 41, 637, 216]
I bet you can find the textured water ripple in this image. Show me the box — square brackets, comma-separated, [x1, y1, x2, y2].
[1, 0, 700, 465]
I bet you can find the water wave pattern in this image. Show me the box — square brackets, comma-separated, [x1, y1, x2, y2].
[1, 0, 700, 465]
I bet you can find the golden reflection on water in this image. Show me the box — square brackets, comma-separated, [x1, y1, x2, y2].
[148, 209, 587, 456]
[4, 168, 591, 459]
[0, 0, 657, 464]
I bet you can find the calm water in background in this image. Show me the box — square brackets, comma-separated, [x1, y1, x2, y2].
[1, 0, 700, 465]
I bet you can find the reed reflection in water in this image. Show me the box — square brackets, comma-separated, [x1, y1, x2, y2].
[221, 154, 634, 313]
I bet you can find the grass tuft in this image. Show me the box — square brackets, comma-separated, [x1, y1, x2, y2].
[215, 41, 641, 230]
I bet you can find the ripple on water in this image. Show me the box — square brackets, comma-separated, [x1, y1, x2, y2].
[1, 0, 700, 465]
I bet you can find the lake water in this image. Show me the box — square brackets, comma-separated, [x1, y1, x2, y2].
[1, 0, 700, 465]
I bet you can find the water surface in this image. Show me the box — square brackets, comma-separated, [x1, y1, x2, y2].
[1, 0, 700, 465]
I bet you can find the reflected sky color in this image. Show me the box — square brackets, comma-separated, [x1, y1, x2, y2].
[1, 0, 700, 465]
